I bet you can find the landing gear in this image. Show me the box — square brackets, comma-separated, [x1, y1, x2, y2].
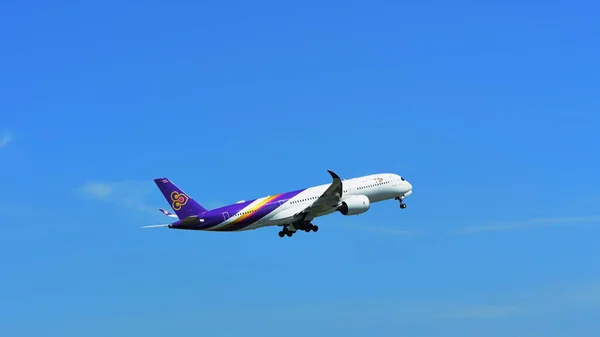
[278, 222, 318, 237]
[278, 226, 296, 238]
[396, 196, 407, 209]
[278, 229, 294, 237]
[302, 221, 319, 233]
[304, 224, 319, 233]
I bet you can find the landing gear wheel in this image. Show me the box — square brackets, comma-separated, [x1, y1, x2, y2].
[278, 231, 285, 237]
[400, 203, 407, 209]
[312, 225, 319, 232]
[286, 231, 293, 237]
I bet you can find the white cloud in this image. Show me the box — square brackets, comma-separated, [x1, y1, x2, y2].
[76, 180, 156, 212]
[454, 215, 600, 234]
[81, 182, 113, 199]
[299, 281, 600, 321]
[0, 130, 13, 148]
[193, 281, 599, 326]
[423, 282, 600, 319]
[440, 304, 524, 319]
[559, 282, 600, 307]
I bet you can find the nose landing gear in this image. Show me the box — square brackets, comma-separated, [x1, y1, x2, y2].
[395, 196, 407, 209]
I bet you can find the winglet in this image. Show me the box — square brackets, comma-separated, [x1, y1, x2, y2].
[327, 170, 341, 180]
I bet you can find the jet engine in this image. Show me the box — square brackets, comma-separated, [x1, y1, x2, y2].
[338, 195, 370, 215]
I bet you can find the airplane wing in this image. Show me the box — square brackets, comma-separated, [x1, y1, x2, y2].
[291, 170, 343, 223]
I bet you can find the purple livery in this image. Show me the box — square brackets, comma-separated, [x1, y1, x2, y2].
[147, 170, 413, 238]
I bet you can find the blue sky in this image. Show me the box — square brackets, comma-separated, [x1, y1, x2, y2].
[1, 0, 599, 336]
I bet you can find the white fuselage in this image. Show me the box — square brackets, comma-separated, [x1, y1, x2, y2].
[242, 173, 412, 230]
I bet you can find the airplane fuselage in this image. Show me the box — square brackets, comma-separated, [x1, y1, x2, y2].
[163, 172, 412, 233]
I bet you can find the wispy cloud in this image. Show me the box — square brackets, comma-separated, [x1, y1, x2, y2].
[7, 281, 598, 335]
[454, 215, 600, 234]
[75, 180, 157, 213]
[558, 282, 600, 308]
[315, 281, 600, 321]
[0, 130, 13, 149]
[439, 304, 524, 319]
[82, 182, 113, 198]
[193, 281, 600, 326]
[420, 282, 600, 319]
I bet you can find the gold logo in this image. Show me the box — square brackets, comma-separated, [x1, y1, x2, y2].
[170, 191, 188, 210]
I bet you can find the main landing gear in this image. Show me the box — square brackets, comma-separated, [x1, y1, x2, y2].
[278, 227, 293, 237]
[395, 196, 407, 209]
[278, 222, 318, 238]
[303, 223, 319, 233]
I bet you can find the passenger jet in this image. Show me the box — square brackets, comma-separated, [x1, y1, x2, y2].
[146, 170, 413, 237]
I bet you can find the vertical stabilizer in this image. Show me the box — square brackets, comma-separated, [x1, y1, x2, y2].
[153, 178, 207, 219]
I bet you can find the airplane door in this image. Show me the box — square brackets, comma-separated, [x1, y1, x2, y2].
[222, 212, 230, 220]
[278, 200, 287, 209]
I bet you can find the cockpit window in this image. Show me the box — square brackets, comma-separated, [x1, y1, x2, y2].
[400, 176, 405, 181]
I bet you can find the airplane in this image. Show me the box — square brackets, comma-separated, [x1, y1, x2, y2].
[144, 170, 413, 238]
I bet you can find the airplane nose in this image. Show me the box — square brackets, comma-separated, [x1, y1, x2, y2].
[406, 181, 413, 190]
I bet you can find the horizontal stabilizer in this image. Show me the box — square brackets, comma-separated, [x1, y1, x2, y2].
[180, 215, 203, 225]
[158, 208, 178, 218]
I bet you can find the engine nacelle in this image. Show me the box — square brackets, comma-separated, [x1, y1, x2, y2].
[338, 195, 370, 215]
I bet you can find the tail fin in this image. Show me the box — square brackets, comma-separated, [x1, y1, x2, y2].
[153, 178, 208, 219]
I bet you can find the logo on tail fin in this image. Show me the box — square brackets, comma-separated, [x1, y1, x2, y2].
[170, 191, 189, 210]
